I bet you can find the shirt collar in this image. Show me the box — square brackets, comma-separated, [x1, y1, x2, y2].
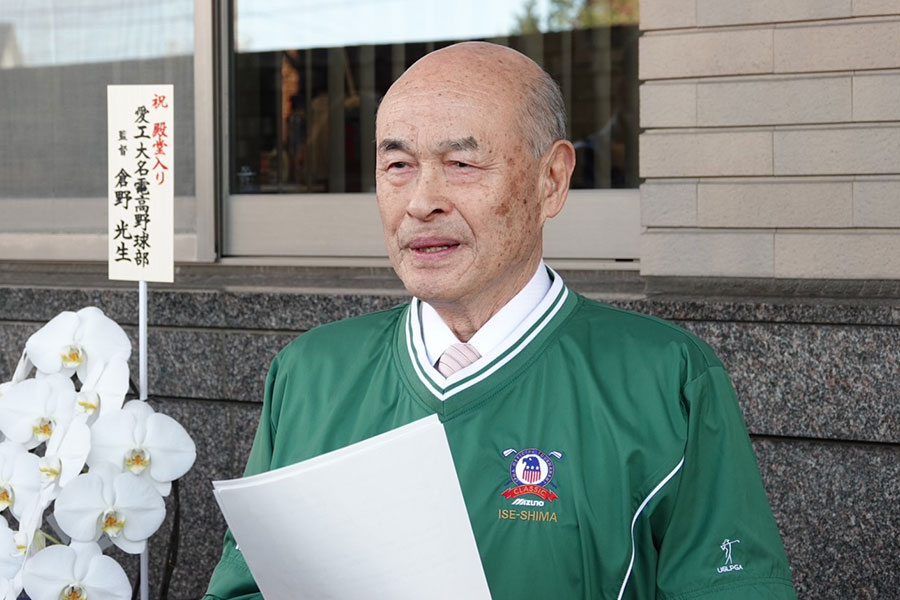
[420, 261, 552, 366]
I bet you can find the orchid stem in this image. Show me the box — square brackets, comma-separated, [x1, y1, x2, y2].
[39, 530, 63, 546]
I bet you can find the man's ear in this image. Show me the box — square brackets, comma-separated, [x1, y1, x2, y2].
[539, 140, 576, 221]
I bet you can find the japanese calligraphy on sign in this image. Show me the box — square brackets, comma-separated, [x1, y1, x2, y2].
[107, 85, 174, 282]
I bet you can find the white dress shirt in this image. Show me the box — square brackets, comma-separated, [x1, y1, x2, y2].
[420, 261, 552, 369]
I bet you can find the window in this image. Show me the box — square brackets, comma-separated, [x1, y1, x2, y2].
[0, 0, 197, 261]
[224, 0, 640, 266]
[0, 0, 641, 267]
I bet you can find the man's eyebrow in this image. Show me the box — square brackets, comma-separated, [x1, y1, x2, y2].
[378, 139, 411, 154]
[435, 137, 479, 153]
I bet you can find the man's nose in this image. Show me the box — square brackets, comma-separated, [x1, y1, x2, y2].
[406, 165, 450, 220]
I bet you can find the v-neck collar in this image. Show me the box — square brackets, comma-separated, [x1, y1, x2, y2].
[419, 261, 552, 364]
[393, 268, 579, 418]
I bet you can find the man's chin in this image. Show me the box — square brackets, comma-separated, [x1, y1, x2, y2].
[398, 272, 463, 305]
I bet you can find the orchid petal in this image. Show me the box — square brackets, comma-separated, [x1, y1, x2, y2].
[0, 379, 48, 445]
[16, 492, 44, 542]
[44, 374, 76, 434]
[144, 413, 196, 482]
[87, 410, 136, 471]
[73, 308, 131, 383]
[112, 472, 165, 544]
[110, 535, 146, 555]
[148, 477, 171, 496]
[0, 376, 75, 449]
[0, 443, 21, 483]
[54, 472, 107, 542]
[0, 442, 43, 521]
[8, 448, 41, 521]
[68, 541, 101, 581]
[22, 545, 76, 600]
[89, 358, 130, 418]
[44, 372, 77, 403]
[37, 483, 58, 511]
[0, 517, 21, 579]
[122, 400, 155, 420]
[79, 553, 131, 600]
[10, 350, 32, 384]
[54, 419, 91, 488]
[0, 576, 14, 600]
[92, 463, 118, 506]
[24, 312, 79, 375]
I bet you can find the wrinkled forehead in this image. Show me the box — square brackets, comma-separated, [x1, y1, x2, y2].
[377, 93, 523, 160]
[376, 70, 525, 151]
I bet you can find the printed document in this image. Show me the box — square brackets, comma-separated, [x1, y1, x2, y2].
[213, 415, 492, 599]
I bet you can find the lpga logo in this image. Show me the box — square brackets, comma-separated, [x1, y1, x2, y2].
[500, 448, 563, 502]
[717, 538, 744, 574]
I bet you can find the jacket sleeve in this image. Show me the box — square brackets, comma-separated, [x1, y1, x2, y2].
[203, 355, 284, 600]
[651, 365, 797, 600]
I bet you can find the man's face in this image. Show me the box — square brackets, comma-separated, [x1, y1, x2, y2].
[375, 58, 547, 315]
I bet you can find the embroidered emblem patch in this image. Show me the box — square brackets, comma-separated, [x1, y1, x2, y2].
[500, 448, 563, 502]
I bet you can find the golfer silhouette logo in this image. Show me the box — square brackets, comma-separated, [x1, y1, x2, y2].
[717, 539, 744, 573]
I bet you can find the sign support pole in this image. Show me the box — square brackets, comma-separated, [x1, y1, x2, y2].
[108, 84, 174, 600]
[139, 279, 149, 600]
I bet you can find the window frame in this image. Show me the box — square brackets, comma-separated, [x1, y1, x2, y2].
[222, 189, 640, 270]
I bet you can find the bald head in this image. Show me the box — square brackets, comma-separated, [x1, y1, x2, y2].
[381, 42, 567, 158]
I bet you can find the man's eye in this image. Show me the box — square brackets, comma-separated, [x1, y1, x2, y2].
[454, 161, 471, 168]
[388, 161, 408, 170]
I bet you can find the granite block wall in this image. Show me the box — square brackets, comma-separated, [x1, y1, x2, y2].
[0, 276, 896, 599]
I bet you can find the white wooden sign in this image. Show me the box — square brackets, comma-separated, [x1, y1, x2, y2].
[107, 84, 174, 282]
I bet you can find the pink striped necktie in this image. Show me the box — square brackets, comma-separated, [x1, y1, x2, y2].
[436, 343, 481, 377]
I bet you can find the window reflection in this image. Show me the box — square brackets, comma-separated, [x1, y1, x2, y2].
[232, 1, 639, 193]
[0, 0, 195, 206]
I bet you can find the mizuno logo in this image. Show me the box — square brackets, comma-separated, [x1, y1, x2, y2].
[511, 498, 545, 507]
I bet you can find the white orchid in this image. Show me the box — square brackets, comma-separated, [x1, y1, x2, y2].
[2, 307, 195, 593]
[0, 515, 26, 582]
[36, 418, 92, 511]
[0, 442, 41, 522]
[9, 349, 33, 386]
[88, 400, 195, 496]
[0, 374, 76, 450]
[74, 357, 129, 421]
[0, 514, 37, 600]
[53, 463, 165, 554]
[22, 541, 130, 600]
[25, 307, 131, 383]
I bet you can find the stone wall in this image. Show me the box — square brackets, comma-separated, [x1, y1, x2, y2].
[0, 268, 896, 598]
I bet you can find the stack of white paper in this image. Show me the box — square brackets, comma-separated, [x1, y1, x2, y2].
[213, 415, 492, 599]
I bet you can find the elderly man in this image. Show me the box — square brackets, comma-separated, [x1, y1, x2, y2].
[205, 42, 796, 599]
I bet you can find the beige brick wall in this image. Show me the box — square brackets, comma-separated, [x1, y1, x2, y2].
[640, 130, 773, 177]
[639, 1, 900, 279]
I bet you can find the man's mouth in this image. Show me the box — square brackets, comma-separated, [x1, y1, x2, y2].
[417, 244, 455, 253]
[409, 238, 460, 254]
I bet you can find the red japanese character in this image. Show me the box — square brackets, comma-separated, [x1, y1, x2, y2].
[152, 94, 169, 109]
[153, 138, 168, 155]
